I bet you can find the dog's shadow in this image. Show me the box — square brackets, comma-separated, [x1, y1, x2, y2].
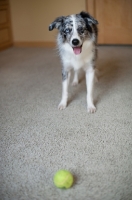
[68, 58, 123, 106]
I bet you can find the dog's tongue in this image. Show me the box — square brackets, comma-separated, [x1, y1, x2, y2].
[73, 47, 82, 55]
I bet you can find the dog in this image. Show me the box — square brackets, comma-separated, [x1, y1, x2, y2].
[49, 11, 98, 113]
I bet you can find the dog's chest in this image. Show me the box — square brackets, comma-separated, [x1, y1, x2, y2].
[61, 41, 94, 70]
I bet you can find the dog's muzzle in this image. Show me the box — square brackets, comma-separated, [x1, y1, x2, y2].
[72, 39, 82, 55]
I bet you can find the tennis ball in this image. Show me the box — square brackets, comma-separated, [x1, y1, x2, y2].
[53, 170, 74, 189]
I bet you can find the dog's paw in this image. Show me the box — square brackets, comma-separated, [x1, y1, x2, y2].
[58, 102, 67, 110]
[87, 105, 96, 113]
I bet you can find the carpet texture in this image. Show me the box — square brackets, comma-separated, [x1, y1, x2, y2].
[0, 46, 132, 200]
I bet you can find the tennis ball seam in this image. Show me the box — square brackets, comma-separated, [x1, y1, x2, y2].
[54, 170, 74, 188]
[56, 174, 71, 186]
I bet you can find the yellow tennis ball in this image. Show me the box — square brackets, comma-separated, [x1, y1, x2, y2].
[53, 170, 74, 189]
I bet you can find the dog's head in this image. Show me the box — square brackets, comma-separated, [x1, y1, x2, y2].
[49, 11, 98, 55]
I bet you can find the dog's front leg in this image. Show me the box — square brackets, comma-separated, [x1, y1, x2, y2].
[86, 68, 96, 113]
[58, 69, 71, 110]
[72, 70, 79, 86]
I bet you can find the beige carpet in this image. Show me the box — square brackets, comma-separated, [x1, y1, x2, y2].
[0, 46, 132, 200]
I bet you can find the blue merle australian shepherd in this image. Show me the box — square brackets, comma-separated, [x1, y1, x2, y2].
[49, 11, 98, 113]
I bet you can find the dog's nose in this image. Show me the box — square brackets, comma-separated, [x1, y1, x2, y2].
[72, 39, 79, 46]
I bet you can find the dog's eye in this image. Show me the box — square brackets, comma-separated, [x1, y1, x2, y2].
[65, 28, 71, 33]
[78, 27, 84, 34]
[81, 29, 84, 33]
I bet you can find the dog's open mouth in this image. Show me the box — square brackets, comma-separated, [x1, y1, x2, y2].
[73, 46, 82, 55]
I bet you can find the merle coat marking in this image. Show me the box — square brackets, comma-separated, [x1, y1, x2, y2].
[49, 11, 98, 113]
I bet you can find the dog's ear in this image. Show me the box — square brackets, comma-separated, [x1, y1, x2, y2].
[49, 16, 65, 31]
[80, 11, 98, 25]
